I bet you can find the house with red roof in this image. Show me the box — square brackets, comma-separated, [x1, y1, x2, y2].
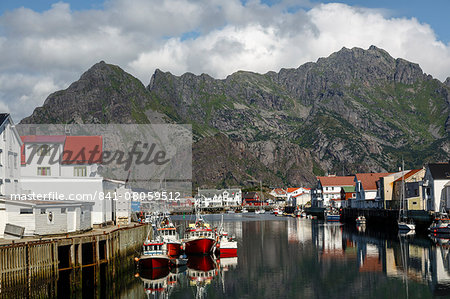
[312, 176, 355, 208]
[352, 173, 392, 209]
[269, 188, 287, 201]
[286, 187, 311, 206]
[20, 135, 109, 227]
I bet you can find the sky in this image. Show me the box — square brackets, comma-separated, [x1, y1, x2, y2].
[0, 0, 449, 122]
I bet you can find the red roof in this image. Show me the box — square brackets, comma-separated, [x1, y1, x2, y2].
[317, 176, 355, 187]
[394, 169, 423, 182]
[21, 135, 102, 165]
[62, 136, 103, 164]
[272, 188, 287, 195]
[287, 188, 300, 193]
[356, 173, 392, 191]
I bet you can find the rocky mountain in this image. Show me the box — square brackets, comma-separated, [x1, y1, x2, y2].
[21, 46, 450, 188]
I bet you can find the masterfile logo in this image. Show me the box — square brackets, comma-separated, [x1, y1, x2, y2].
[17, 124, 192, 195]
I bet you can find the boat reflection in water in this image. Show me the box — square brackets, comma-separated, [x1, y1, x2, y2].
[136, 253, 239, 298]
[138, 266, 184, 299]
[187, 255, 219, 299]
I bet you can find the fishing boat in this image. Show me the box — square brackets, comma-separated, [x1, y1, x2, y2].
[397, 160, 415, 232]
[356, 216, 366, 225]
[429, 213, 450, 234]
[184, 212, 216, 255]
[157, 214, 182, 257]
[137, 235, 171, 269]
[325, 209, 340, 222]
[241, 208, 248, 213]
[215, 216, 238, 257]
[217, 232, 238, 257]
[273, 207, 281, 215]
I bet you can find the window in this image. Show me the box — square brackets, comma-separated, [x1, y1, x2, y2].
[40, 209, 46, 214]
[74, 166, 87, 177]
[20, 208, 33, 214]
[61, 208, 66, 214]
[37, 167, 51, 176]
[38, 145, 51, 156]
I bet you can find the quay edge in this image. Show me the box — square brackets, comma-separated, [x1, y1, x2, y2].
[341, 208, 434, 230]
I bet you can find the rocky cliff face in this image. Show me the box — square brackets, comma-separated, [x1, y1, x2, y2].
[22, 46, 450, 188]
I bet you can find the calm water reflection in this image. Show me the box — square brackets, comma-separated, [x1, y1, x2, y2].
[11, 214, 450, 298]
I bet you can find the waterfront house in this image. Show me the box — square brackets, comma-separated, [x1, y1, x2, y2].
[0, 114, 22, 197]
[20, 135, 109, 226]
[0, 198, 93, 238]
[377, 171, 407, 209]
[243, 192, 264, 206]
[422, 162, 450, 212]
[340, 186, 355, 203]
[197, 188, 242, 208]
[286, 188, 311, 206]
[391, 168, 425, 210]
[352, 173, 392, 209]
[312, 176, 355, 208]
[269, 188, 287, 201]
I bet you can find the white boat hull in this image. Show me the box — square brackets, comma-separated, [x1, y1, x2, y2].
[398, 222, 415, 231]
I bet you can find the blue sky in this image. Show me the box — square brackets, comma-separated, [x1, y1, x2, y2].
[0, 0, 449, 121]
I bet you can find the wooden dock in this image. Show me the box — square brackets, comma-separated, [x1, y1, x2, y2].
[0, 223, 149, 295]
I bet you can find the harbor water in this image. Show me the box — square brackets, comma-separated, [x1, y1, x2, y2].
[4, 214, 450, 298]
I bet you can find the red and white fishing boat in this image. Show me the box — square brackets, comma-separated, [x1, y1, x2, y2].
[138, 237, 171, 269]
[184, 213, 216, 255]
[157, 214, 182, 257]
[216, 231, 237, 257]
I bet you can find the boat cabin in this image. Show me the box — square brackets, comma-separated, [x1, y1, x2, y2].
[143, 242, 165, 255]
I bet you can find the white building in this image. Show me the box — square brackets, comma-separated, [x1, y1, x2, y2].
[0, 113, 22, 196]
[196, 189, 242, 208]
[286, 187, 311, 206]
[0, 199, 93, 238]
[20, 135, 110, 226]
[103, 178, 132, 226]
[423, 162, 450, 212]
[313, 176, 355, 208]
[269, 188, 287, 201]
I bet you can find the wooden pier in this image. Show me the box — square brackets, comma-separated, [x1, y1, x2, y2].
[0, 223, 149, 296]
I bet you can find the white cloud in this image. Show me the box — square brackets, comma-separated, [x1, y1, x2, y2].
[0, 1, 449, 122]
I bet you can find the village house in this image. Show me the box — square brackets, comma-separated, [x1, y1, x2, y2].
[422, 162, 450, 212]
[243, 191, 266, 206]
[352, 173, 392, 209]
[286, 187, 311, 206]
[196, 188, 242, 208]
[269, 188, 287, 202]
[391, 168, 425, 210]
[312, 176, 355, 208]
[0, 199, 93, 238]
[340, 186, 355, 204]
[20, 135, 110, 227]
[0, 113, 22, 197]
[377, 171, 407, 209]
